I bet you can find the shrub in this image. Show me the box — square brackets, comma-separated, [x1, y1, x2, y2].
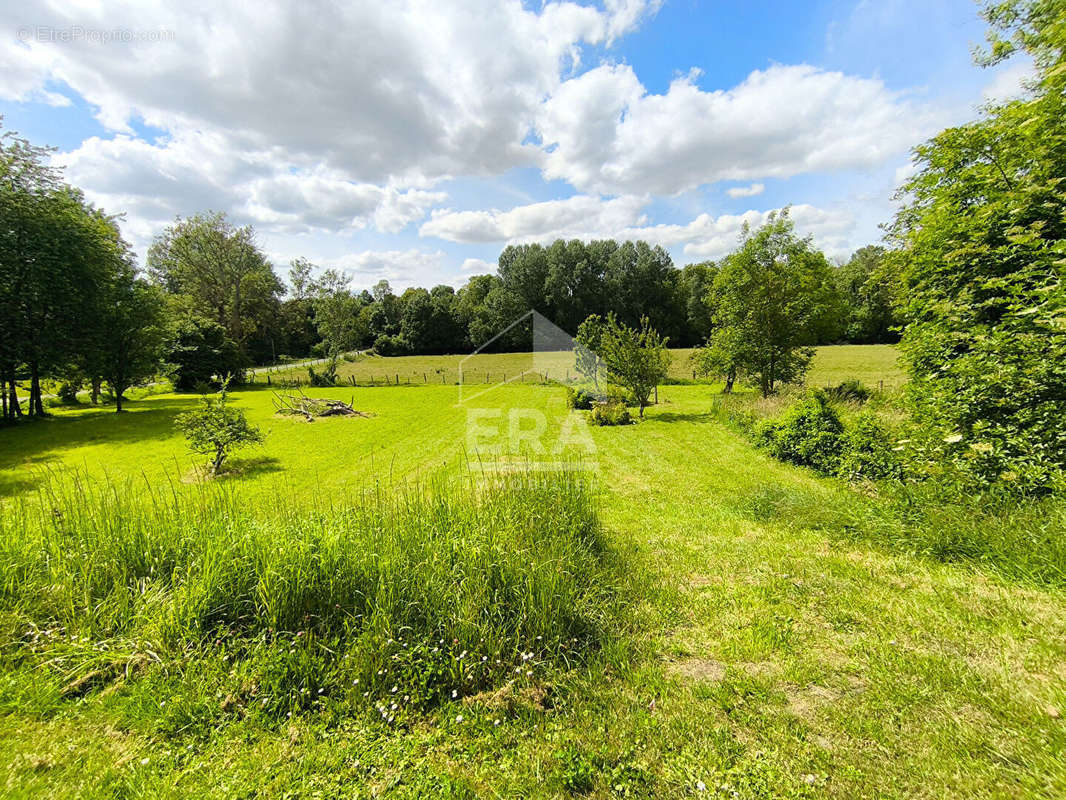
[591, 401, 631, 427]
[827, 379, 870, 404]
[373, 334, 408, 357]
[56, 381, 81, 405]
[175, 383, 264, 475]
[839, 412, 903, 481]
[308, 355, 339, 387]
[755, 390, 845, 474]
[566, 387, 596, 410]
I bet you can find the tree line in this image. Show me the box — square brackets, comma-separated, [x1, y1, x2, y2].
[0, 120, 896, 420]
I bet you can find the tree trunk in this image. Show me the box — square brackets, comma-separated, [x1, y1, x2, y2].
[115, 390, 124, 412]
[91, 377, 102, 405]
[29, 363, 44, 416]
[723, 368, 736, 394]
[7, 378, 21, 418]
[212, 446, 226, 475]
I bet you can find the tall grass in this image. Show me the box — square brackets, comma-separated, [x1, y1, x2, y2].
[0, 469, 620, 722]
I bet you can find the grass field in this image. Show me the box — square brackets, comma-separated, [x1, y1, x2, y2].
[3, 345, 1065, 799]
[257, 344, 905, 391]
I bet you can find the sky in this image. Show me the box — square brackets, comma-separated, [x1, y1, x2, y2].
[0, 0, 1033, 291]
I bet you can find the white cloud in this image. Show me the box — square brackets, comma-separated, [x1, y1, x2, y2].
[982, 60, 1034, 104]
[726, 182, 764, 198]
[424, 193, 858, 263]
[268, 248, 452, 291]
[538, 63, 938, 195]
[420, 195, 647, 243]
[460, 258, 497, 273]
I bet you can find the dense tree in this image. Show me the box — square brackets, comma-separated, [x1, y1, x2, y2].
[311, 268, 368, 356]
[0, 125, 132, 418]
[706, 209, 838, 397]
[94, 279, 170, 412]
[168, 315, 243, 391]
[835, 246, 899, 343]
[147, 212, 283, 363]
[887, 0, 1066, 490]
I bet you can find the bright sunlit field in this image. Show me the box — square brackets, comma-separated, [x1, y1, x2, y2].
[2, 346, 1064, 799]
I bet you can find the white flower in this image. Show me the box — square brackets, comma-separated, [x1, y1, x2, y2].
[696, 780, 706, 792]
[455, 713, 464, 723]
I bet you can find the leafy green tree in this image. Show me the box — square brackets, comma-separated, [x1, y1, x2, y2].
[708, 209, 837, 397]
[691, 325, 748, 393]
[92, 278, 170, 412]
[168, 315, 243, 391]
[596, 314, 671, 417]
[176, 382, 263, 475]
[147, 212, 282, 363]
[310, 268, 368, 356]
[887, 0, 1066, 490]
[574, 313, 606, 389]
[835, 246, 899, 343]
[0, 125, 127, 418]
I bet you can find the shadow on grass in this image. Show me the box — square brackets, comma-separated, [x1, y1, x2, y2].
[644, 410, 718, 425]
[218, 455, 283, 480]
[0, 396, 202, 497]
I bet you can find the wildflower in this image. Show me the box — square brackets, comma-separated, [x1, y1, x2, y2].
[455, 713, 464, 723]
[494, 719, 501, 726]
[140, 758, 150, 766]
[696, 780, 706, 792]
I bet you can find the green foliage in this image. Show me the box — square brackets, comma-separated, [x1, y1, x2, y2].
[175, 383, 264, 474]
[55, 381, 81, 405]
[373, 333, 409, 356]
[755, 390, 846, 474]
[826, 379, 871, 404]
[888, 0, 1066, 492]
[590, 401, 631, 426]
[147, 212, 282, 360]
[565, 386, 596, 410]
[574, 314, 605, 386]
[307, 355, 340, 387]
[834, 246, 899, 344]
[168, 316, 243, 391]
[839, 412, 904, 480]
[704, 208, 839, 397]
[593, 314, 670, 417]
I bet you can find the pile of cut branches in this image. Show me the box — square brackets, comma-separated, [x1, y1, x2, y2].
[273, 391, 370, 422]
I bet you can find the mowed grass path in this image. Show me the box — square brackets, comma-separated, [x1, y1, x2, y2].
[258, 343, 904, 390]
[3, 350, 1064, 797]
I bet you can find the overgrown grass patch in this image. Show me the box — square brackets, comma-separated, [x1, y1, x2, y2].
[0, 469, 624, 726]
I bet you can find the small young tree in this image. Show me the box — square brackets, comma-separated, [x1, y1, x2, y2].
[574, 313, 606, 389]
[707, 209, 837, 397]
[691, 326, 748, 393]
[176, 382, 263, 475]
[596, 314, 671, 417]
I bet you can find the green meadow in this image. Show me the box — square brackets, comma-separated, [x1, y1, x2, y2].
[2, 345, 1064, 799]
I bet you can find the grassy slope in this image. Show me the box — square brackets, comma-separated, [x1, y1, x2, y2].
[3, 347, 1065, 798]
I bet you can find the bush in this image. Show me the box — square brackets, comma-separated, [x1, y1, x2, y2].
[827, 379, 870, 404]
[591, 401, 631, 427]
[56, 381, 81, 405]
[839, 412, 903, 481]
[308, 355, 339, 387]
[566, 387, 596, 410]
[755, 390, 845, 474]
[373, 334, 409, 357]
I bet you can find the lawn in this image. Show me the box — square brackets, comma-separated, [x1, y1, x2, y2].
[2, 345, 1064, 799]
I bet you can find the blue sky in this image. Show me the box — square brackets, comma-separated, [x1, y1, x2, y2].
[0, 0, 1030, 290]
